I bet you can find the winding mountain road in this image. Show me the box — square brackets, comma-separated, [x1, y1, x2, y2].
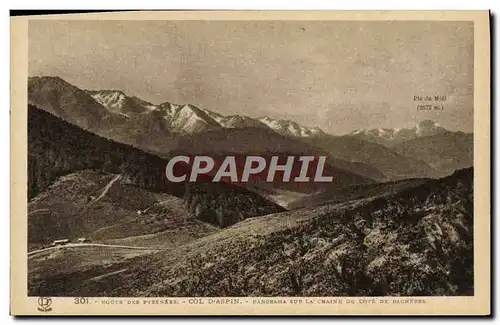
[88, 174, 122, 205]
[28, 243, 159, 257]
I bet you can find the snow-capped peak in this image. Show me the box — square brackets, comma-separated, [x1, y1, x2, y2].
[86, 88, 326, 137]
[349, 120, 448, 145]
[88, 90, 127, 113]
[159, 103, 221, 133]
[203, 109, 226, 125]
[258, 116, 325, 138]
[415, 120, 443, 136]
[86, 89, 158, 115]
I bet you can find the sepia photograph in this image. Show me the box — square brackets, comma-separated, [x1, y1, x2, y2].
[10, 10, 490, 316]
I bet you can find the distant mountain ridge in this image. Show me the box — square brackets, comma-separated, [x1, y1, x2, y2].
[392, 131, 473, 177]
[28, 76, 470, 145]
[29, 76, 328, 138]
[349, 120, 450, 146]
[258, 116, 325, 138]
[88, 87, 328, 137]
[29, 77, 391, 182]
[28, 76, 113, 132]
[203, 109, 270, 130]
[28, 76, 473, 182]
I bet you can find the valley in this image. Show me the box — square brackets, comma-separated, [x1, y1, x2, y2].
[29, 168, 474, 297]
[26, 76, 475, 297]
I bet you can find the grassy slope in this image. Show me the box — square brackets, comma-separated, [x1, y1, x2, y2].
[288, 178, 430, 210]
[28, 170, 218, 247]
[29, 105, 285, 229]
[29, 168, 473, 297]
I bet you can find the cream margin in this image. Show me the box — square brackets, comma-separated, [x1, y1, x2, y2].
[10, 10, 491, 316]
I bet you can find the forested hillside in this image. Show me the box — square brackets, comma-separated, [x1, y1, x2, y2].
[28, 105, 284, 228]
[30, 168, 473, 297]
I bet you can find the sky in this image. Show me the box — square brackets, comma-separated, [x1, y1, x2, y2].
[28, 20, 474, 134]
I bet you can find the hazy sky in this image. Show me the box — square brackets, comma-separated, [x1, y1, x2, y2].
[28, 20, 473, 134]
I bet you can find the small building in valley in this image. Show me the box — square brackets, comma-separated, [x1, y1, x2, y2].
[51, 239, 70, 246]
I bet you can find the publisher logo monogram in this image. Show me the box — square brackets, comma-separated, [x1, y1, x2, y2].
[37, 297, 52, 312]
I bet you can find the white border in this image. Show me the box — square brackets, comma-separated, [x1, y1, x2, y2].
[4, 2, 498, 324]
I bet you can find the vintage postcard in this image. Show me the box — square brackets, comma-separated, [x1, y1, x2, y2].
[10, 11, 490, 315]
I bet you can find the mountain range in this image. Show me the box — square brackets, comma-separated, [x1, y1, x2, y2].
[349, 120, 449, 146]
[392, 131, 474, 176]
[87, 85, 325, 137]
[26, 75, 475, 298]
[28, 76, 473, 181]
